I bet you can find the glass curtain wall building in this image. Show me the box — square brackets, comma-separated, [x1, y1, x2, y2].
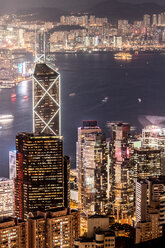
[77, 121, 108, 216]
[15, 133, 69, 220]
[109, 122, 134, 224]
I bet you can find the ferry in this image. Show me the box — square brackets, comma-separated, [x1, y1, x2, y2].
[0, 80, 15, 89]
[114, 52, 132, 60]
[0, 114, 14, 123]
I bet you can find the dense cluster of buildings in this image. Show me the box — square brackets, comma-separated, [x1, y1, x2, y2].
[0, 17, 165, 246]
[1, 12, 165, 54]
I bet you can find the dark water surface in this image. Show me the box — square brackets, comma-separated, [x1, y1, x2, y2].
[1, 53, 165, 177]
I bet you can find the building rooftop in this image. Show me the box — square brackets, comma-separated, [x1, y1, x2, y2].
[88, 214, 109, 219]
[0, 177, 12, 182]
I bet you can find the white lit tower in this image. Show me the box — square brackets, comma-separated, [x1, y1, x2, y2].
[109, 122, 134, 224]
[33, 59, 61, 135]
[142, 125, 165, 175]
[0, 178, 14, 220]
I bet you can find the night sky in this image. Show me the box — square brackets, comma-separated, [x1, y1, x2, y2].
[0, 0, 164, 12]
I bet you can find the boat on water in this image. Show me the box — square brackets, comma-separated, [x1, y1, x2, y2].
[0, 80, 15, 89]
[0, 114, 14, 123]
[114, 52, 132, 60]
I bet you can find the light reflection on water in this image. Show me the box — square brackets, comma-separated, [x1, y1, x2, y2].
[0, 80, 32, 178]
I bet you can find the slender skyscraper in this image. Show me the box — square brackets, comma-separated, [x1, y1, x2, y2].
[33, 62, 61, 135]
[136, 179, 148, 223]
[77, 121, 108, 216]
[109, 122, 134, 224]
[9, 150, 16, 181]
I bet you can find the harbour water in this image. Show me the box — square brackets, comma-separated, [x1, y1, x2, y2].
[0, 52, 165, 177]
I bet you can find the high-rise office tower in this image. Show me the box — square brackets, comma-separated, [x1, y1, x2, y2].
[134, 148, 161, 179]
[15, 133, 69, 220]
[152, 14, 157, 26]
[158, 14, 162, 26]
[33, 62, 60, 135]
[143, 14, 151, 26]
[142, 125, 165, 175]
[136, 179, 148, 223]
[118, 20, 129, 35]
[135, 176, 165, 243]
[77, 121, 108, 216]
[147, 176, 165, 235]
[109, 122, 134, 224]
[147, 176, 165, 205]
[9, 150, 16, 181]
[142, 125, 165, 149]
[38, 31, 50, 55]
[0, 178, 14, 220]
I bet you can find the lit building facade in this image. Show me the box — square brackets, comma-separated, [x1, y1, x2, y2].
[134, 148, 161, 179]
[142, 125, 165, 174]
[109, 122, 134, 224]
[136, 179, 148, 223]
[135, 176, 165, 243]
[9, 150, 16, 181]
[143, 14, 151, 26]
[0, 209, 80, 248]
[0, 178, 14, 220]
[159, 192, 165, 229]
[0, 218, 28, 248]
[28, 208, 80, 248]
[142, 125, 165, 149]
[136, 218, 159, 244]
[15, 133, 69, 220]
[77, 121, 108, 216]
[33, 62, 60, 135]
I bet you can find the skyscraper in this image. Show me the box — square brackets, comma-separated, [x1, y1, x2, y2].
[135, 177, 165, 243]
[15, 133, 69, 220]
[0, 178, 14, 220]
[142, 125, 165, 149]
[33, 62, 60, 135]
[136, 179, 148, 223]
[9, 150, 16, 181]
[152, 14, 158, 26]
[109, 122, 134, 224]
[142, 125, 165, 174]
[143, 14, 151, 26]
[77, 121, 108, 216]
[134, 148, 161, 180]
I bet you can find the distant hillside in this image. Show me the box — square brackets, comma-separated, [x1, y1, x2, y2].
[16, 8, 69, 22]
[16, 1, 165, 22]
[88, 0, 165, 21]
